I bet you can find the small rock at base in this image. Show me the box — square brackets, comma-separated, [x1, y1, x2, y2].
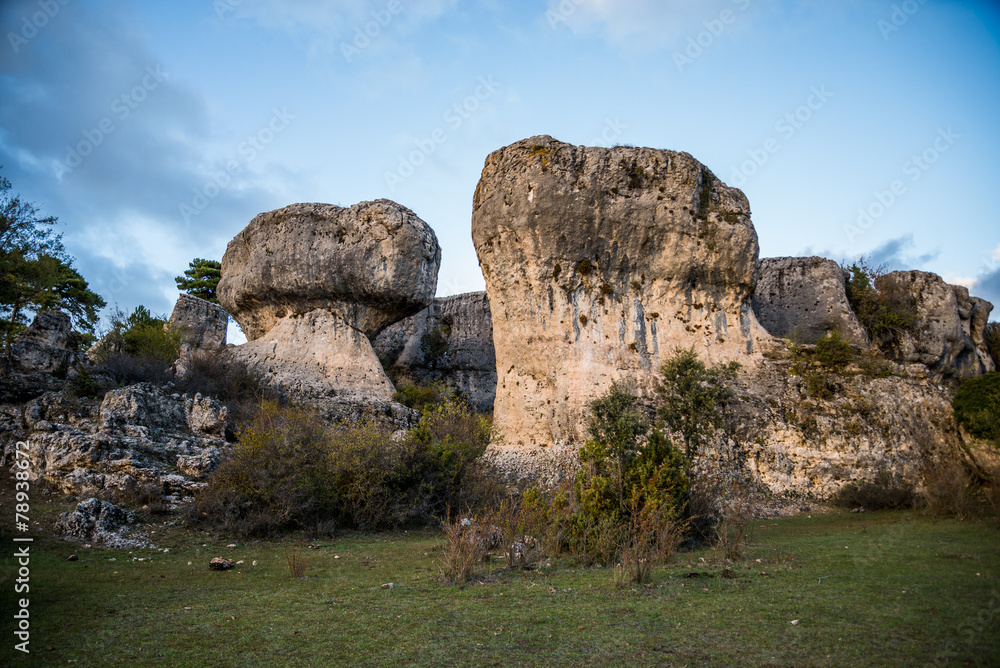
[209, 557, 235, 571]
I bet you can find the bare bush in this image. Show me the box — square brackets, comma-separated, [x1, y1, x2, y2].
[921, 458, 977, 521]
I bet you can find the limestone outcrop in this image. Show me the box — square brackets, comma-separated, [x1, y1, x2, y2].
[2, 383, 229, 501]
[166, 294, 229, 358]
[373, 292, 497, 411]
[753, 257, 869, 346]
[218, 201, 441, 418]
[1, 311, 82, 402]
[472, 135, 770, 463]
[881, 271, 994, 379]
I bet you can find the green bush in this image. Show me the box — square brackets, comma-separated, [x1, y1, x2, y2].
[815, 331, 855, 370]
[952, 372, 1000, 445]
[91, 305, 180, 385]
[832, 470, 916, 510]
[393, 380, 454, 413]
[844, 261, 918, 347]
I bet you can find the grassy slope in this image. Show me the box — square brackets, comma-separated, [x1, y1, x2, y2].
[1, 490, 998, 667]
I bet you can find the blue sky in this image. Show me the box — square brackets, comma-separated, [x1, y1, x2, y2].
[2, 0, 999, 342]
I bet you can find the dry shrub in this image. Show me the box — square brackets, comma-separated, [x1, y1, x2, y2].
[614, 498, 684, 588]
[687, 469, 761, 560]
[100, 481, 169, 517]
[440, 512, 493, 584]
[174, 351, 276, 429]
[921, 458, 977, 521]
[832, 470, 917, 511]
[284, 542, 310, 578]
[983, 463, 1000, 526]
[189, 398, 495, 537]
[481, 496, 546, 570]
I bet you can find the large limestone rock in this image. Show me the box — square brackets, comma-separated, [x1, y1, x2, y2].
[881, 271, 994, 379]
[373, 292, 497, 411]
[166, 294, 228, 357]
[218, 201, 440, 417]
[753, 257, 869, 346]
[218, 200, 440, 341]
[472, 135, 770, 469]
[7, 310, 79, 375]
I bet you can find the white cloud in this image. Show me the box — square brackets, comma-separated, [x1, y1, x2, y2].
[992, 243, 1000, 262]
[944, 275, 977, 290]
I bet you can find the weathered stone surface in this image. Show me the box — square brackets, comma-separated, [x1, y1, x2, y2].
[881, 271, 995, 378]
[56, 497, 150, 549]
[209, 557, 235, 571]
[218, 200, 441, 341]
[227, 308, 399, 406]
[2, 384, 228, 500]
[7, 310, 79, 375]
[218, 200, 440, 420]
[473, 135, 769, 461]
[373, 292, 497, 411]
[184, 393, 229, 437]
[753, 257, 869, 346]
[166, 294, 228, 357]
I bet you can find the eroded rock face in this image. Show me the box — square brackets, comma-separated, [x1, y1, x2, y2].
[2, 384, 229, 501]
[56, 498, 150, 549]
[7, 310, 79, 375]
[373, 292, 497, 411]
[473, 135, 769, 462]
[218, 200, 440, 341]
[166, 294, 229, 358]
[228, 308, 397, 404]
[882, 271, 995, 378]
[754, 257, 869, 346]
[218, 201, 440, 420]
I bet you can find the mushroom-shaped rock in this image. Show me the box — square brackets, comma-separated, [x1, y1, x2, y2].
[472, 136, 769, 470]
[218, 200, 440, 341]
[753, 256, 869, 347]
[218, 201, 441, 408]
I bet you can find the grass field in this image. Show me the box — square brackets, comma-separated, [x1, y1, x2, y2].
[2, 489, 998, 667]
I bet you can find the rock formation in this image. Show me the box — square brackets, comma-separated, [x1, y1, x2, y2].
[753, 257, 869, 346]
[2, 383, 229, 501]
[166, 294, 229, 358]
[1, 310, 82, 402]
[56, 497, 150, 549]
[373, 292, 497, 411]
[218, 201, 441, 416]
[880, 271, 994, 379]
[472, 135, 770, 470]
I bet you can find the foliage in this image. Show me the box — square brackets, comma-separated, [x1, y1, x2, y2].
[815, 330, 855, 370]
[175, 258, 222, 303]
[190, 398, 494, 537]
[90, 306, 180, 385]
[844, 259, 918, 348]
[656, 347, 740, 459]
[831, 470, 917, 511]
[0, 169, 104, 349]
[951, 372, 1000, 445]
[393, 380, 454, 413]
[920, 458, 978, 521]
[985, 322, 1000, 371]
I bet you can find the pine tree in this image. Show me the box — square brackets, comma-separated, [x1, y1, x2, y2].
[175, 258, 222, 303]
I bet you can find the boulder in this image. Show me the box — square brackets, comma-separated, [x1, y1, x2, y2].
[218, 200, 440, 342]
[184, 393, 229, 437]
[166, 294, 228, 357]
[472, 135, 769, 469]
[373, 292, 497, 411]
[881, 271, 994, 378]
[753, 257, 869, 346]
[7, 310, 78, 375]
[218, 201, 440, 414]
[55, 497, 149, 548]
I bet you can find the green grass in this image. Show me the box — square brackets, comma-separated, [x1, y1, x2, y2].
[1, 489, 998, 667]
